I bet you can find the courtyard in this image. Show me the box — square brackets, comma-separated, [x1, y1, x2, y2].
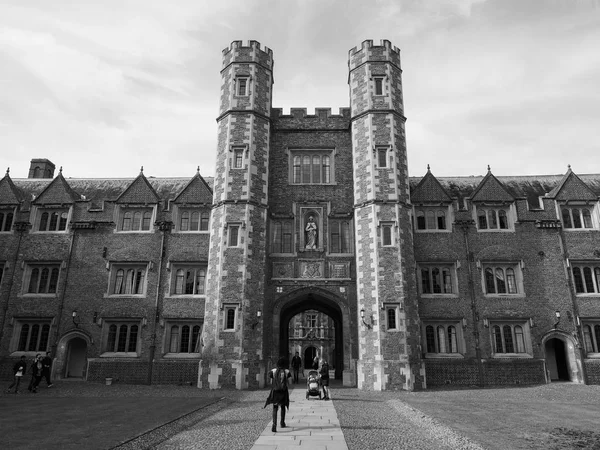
[1, 380, 599, 449]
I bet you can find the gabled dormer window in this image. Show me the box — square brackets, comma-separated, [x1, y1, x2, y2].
[0, 208, 15, 232]
[475, 205, 513, 231]
[118, 207, 154, 232]
[561, 206, 595, 229]
[35, 207, 70, 232]
[415, 206, 450, 232]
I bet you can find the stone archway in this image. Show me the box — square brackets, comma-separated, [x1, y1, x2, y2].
[542, 330, 583, 383]
[54, 330, 93, 380]
[273, 287, 353, 384]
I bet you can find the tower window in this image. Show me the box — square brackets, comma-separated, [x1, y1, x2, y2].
[232, 147, 245, 169]
[374, 77, 385, 96]
[236, 77, 249, 96]
[377, 147, 388, 168]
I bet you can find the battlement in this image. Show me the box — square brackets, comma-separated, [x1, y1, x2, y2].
[270, 107, 351, 130]
[222, 40, 274, 70]
[348, 39, 401, 71]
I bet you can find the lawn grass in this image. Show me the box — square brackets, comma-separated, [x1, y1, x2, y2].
[0, 396, 219, 450]
[397, 384, 600, 450]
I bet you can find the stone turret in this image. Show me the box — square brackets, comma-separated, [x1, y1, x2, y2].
[349, 40, 423, 390]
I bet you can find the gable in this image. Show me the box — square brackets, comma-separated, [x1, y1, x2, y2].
[0, 174, 23, 205]
[33, 174, 80, 205]
[173, 174, 213, 204]
[470, 172, 514, 203]
[549, 171, 597, 201]
[411, 170, 452, 204]
[116, 174, 160, 204]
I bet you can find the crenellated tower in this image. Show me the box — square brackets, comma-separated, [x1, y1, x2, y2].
[201, 40, 273, 389]
[349, 40, 423, 390]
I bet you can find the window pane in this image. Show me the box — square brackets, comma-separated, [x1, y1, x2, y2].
[272, 222, 282, 253]
[40, 212, 49, 231]
[448, 326, 457, 353]
[29, 324, 39, 351]
[192, 326, 201, 352]
[302, 156, 310, 183]
[229, 226, 239, 246]
[18, 324, 29, 351]
[122, 212, 132, 231]
[107, 325, 117, 352]
[515, 326, 525, 353]
[437, 211, 446, 230]
[375, 78, 383, 95]
[128, 325, 138, 352]
[40, 324, 50, 351]
[442, 269, 453, 293]
[562, 208, 573, 228]
[426, 325, 435, 352]
[573, 267, 584, 293]
[28, 268, 40, 293]
[488, 210, 497, 229]
[503, 325, 515, 353]
[583, 267, 595, 293]
[421, 268, 431, 294]
[383, 226, 392, 246]
[498, 210, 508, 229]
[169, 325, 179, 353]
[506, 268, 517, 294]
[48, 268, 59, 293]
[134, 270, 144, 294]
[493, 326, 503, 353]
[293, 156, 301, 183]
[416, 211, 426, 230]
[432, 268, 441, 293]
[180, 211, 189, 231]
[485, 268, 495, 293]
[181, 325, 190, 353]
[594, 325, 600, 352]
[59, 212, 68, 230]
[190, 212, 199, 231]
[331, 222, 340, 253]
[39, 268, 50, 294]
[200, 212, 209, 231]
[378, 149, 387, 167]
[283, 222, 293, 253]
[322, 156, 330, 183]
[49, 212, 58, 231]
[595, 267, 600, 293]
[341, 221, 350, 253]
[114, 269, 124, 294]
[582, 209, 592, 228]
[132, 212, 141, 230]
[572, 209, 582, 228]
[226, 309, 235, 329]
[495, 268, 506, 293]
[437, 326, 447, 353]
[196, 269, 206, 295]
[185, 270, 194, 294]
[478, 210, 487, 229]
[426, 211, 435, 230]
[387, 309, 396, 329]
[312, 155, 321, 183]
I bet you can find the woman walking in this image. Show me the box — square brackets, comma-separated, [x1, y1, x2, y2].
[264, 357, 292, 432]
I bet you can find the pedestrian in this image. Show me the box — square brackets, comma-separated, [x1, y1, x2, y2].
[264, 357, 292, 433]
[6, 356, 27, 394]
[41, 351, 54, 387]
[28, 354, 43, 393]
[291, 351, 302, 384]
[320, 359, 330, 400]
[312, 354, 319, 370]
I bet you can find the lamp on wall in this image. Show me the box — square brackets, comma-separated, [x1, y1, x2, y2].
[554, 310, 561, 328]
[251, 310, 262, 330]
[360, 309, 372, 330]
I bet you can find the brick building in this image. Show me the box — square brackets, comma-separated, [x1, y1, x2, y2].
[1, 40, 599, 389]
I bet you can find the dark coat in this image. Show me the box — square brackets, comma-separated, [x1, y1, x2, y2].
[264, 368, 291, 410]
[13, 360, 27, 375]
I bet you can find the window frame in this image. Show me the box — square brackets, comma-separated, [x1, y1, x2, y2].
[107, 263, 149, 297]
[163, 320, 203, 357]
[418, 263, 458, 296]
[23, 263, 61, 296]
[422, 321, 464, 358]
[329, 219, 352, 254]
[380, 222, 395, 247]
[117, 206, 155, 233]
[169, 264, 207, 297]
[373, 75, 386, 96]
[33, 206, 70, 233]
[231, 145, 246, 169]
[101, 320, 142, 357]
[571, 262, 600, 295]
[222, 304, 239, 331]
[414, 205, 451, 233]
[474, 204, 514, 232]
[289, 149, 335, 185]
[560, 204, 596, 230]
[481, 262, 524, 297]
[227, 223, 242, 247]
[384, 304, 401, 332]
[376, 146, 390, 168]
[235, 76, 250, 96]
[582, 320, 600, 357]
[10, 318, 52, 355]
[489, 321, 532, 358]
[0, 207, 15, 232]
[175, 207, 210, 233]
[271, 219, 294, 254]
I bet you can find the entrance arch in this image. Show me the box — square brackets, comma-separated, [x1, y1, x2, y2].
[54, 330, 92, 380]
[542, 331, 583, 383]
[273, 287, 352, 381]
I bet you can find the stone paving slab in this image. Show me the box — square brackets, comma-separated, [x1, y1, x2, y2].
[251, 387, 348, 450]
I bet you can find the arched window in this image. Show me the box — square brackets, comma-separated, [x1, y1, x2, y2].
[226, 308, 236, 330]
[117, 325, 128, 352]
[59, 212, 68, 230]
[40, 212, 49, 231]
[180, 325, 190, 353]
[485, 268, 495, 293]
[322, 156, 331, 183]
[387, 308, 396, 330]
[426, 211, 435, 230]
[39, 268, 50, 293]
[503, 325, 515, 353]
[573, 267, 584, 293]
[107, 325, 117, 351]
[200, 212, 209, 231]
[190, 211, 200, 231]
[49, 212, 58, 230]
[180, 211, 189, 231]
[495, 268, 506, 293]
[478, 210, 487, 229]
[562, 208, 573, 228]
[169, 325, 180, 353]
[431, 268, 441, 293]
[498, 210, 508, 229]
[302, 156, 311, 183]
[114, 269, 124, 294]
[311, 155, 321, 183]
[448, 326, 457, 353]
[436, 210, 446, 229]
[29, 324, 40, 351]
[48, 268, 59, 293]
[425, 325, 435, 353]
[514, 325, 525, 353]
[583, 267, 595, 293]
[128, 325, 138, 352]
[493, 325, 503, 353]
[132, 211, 141, 230]
[416, 211, 426, 230]
[506, 268, 516, 294]
[175, 269, 185, 294]
[436, 326, 447, 353]
[18, 324, 30, 351]
[122, 212, 132, 231]
[582, 209, 593, 228]
[293, 156, 301, 183]
[28, 268, 40, 293]
[572, 209, 582, 228]
[142, 211, 152, 230]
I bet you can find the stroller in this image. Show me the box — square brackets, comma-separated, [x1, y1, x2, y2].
[306, 370, 321, 400]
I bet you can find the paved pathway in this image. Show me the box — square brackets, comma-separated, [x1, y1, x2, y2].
[251, 386, 348, 450]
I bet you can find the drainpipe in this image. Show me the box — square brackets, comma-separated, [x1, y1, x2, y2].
[51, 225, 77, 356]
[147, 221, 171, 385]
[0, 221, 29, 346]
[457, 219, 485, 387]
[556, 223, 588, 385]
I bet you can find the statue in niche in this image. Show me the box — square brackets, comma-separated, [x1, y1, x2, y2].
[305, 215, 318, 250]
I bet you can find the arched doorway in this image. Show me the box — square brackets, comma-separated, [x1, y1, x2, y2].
[276, 289, 349, 380]
[545, 338, 570, 381]
[304, 346, 317, 370]
[65, 337, 87, 378]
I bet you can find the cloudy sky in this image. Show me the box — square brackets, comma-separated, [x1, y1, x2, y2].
[1, 0, 599, 180]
